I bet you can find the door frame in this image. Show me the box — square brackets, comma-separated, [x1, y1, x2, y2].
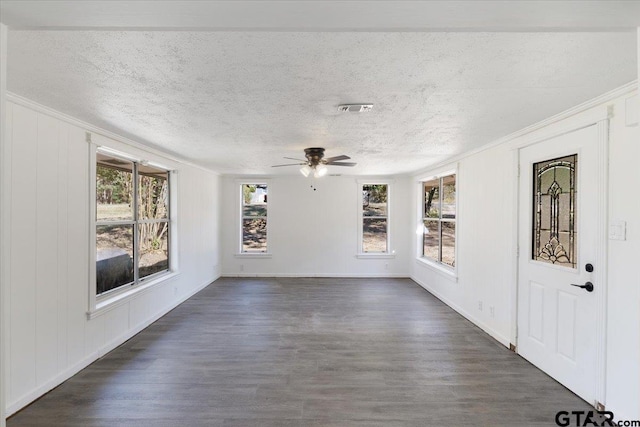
[511, 113, 610, 408]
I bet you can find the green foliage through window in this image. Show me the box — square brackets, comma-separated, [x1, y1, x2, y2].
[96, 153, 171, 295]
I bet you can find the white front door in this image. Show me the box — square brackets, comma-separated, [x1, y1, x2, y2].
[517, 124, 604, 405]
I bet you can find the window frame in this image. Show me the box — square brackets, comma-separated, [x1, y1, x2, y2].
[237, 181, 271, 257]
[418, 170, 458, 275]
[89, 144, 177, 318]
[357, 180, 394, 258]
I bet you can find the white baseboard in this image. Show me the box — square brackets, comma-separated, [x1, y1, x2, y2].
[95, 276, 216, 359]
[6, 275, 218, 417]
[222, 273, 410, 278]
[411, 275, 511, 348]
[7, 353, 99, 416]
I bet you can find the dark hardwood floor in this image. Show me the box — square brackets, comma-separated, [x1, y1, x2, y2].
[9, 277, 590, 426]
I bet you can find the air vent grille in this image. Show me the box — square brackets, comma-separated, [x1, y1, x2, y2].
[338, 104, 373, 113]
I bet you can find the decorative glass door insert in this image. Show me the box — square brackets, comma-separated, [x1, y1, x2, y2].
[532, 154, 577, 268]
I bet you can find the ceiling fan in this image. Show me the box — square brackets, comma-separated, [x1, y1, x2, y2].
[272, 147, 357, 177]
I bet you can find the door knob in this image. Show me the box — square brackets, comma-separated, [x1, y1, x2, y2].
[571, 282, 594, 292]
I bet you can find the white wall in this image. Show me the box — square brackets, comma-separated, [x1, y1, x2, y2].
[410, 146, 516, 347]
[606, 89, 640, 421]
[221, 175, 411, 277]
[0, 22, 8, 427]
[410, 86, 639, 419]
[3, 99, 221, 415]
[605, 31, 640, 417]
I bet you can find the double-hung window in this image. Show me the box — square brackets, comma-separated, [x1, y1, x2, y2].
[241, 183, 268, 253]
[360, 183, 389, 253]
[96, 151, 171, 296]
[421, 173, 456, 267]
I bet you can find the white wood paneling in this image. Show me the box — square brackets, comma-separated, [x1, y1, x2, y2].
[56, 123, 69, 372]
[35, 112, 60, 384]
[410, 85, 639, 417]
[1, 23, 8, 427]
[604, 73, 640, 418]
[4, 99, 221, 415]
[65, 125, 88, 367]
[9, 103, 38, 402]
[220, 176, 411, 277]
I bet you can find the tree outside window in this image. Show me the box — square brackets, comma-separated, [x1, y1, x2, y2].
[422, 174, 456, 267]
[362, 184, 388, 253]
[96, 153, 170, 295]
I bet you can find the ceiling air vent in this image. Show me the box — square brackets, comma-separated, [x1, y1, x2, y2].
[338, 104, 373, 113]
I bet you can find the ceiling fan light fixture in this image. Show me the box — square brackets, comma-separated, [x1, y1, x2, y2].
[300, 165, 312, 177]
[314, 165, 328, 178]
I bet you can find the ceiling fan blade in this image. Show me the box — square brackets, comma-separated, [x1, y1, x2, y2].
[283, 157, 307, 162]
[327, 162, 357, 167]
[271, 163, 306, 167]
[324, 155, 350, 162]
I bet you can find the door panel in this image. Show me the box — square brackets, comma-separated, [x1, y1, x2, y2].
[518, 125, 600, 404]
[557, 290, 577, 361]
[528, 282, 545, 343]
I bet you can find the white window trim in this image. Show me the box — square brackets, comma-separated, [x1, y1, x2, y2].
[357, 179, 395, 257]
[416, 168, 458, 278]
[87, 143, 178, 318]
[236, 180, 271, 257]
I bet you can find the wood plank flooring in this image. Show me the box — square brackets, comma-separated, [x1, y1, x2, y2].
[9, 277, 591, 426]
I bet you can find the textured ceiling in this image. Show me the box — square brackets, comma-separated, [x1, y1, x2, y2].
[7, 31, 637, 175]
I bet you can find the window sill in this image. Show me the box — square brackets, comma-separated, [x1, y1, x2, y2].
[415, 258, 458, 282]
[234, 253, 272, 259]
[356, 253, 396, 259]
[87, 271, 180, 320]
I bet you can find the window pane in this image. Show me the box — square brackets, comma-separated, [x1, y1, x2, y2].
[139, 222, 169, 279]
[423, 220, 440, 261]
[423, 179, 440, 218]
[138, 166, 169, 220]
[96, 154, 133, 221]
[441, 175, 456, 219]
[442, 221, 456, 267]
[243, 184, 268, 217]
[96, 224, 134, 295]
[363, 184, 388, 217]
[243, 218, 267, 252]
[532, 154, 577, 268]
[363, 218, 387, 252]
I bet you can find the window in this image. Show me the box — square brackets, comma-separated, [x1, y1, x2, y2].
[422, 173, 456, 267]
[241, 184, 268, 253]
[361, 184, 389, 253]
[96, 152, 170, 296]
[532, 154, 577, 268]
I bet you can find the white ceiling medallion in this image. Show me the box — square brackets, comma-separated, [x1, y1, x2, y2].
[337, 104, 373, 113]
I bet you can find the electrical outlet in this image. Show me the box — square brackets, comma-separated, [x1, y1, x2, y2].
[173, 286, 178, 295]
[240, 264, 244, 272]
[385, 263, 389, 270]
[489, 306, 495, 318]
[478, 301, 483, 311]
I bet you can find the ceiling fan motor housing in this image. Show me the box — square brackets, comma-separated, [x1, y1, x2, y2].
[304, 147, 325, 165]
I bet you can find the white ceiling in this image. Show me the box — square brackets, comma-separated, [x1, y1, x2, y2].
[2, 2, 639, 175]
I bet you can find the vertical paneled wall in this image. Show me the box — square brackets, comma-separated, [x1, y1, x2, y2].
[220, 176, 411, 277]
[410, 89, 639, 419]
[0, 22, 8, 427]
[605, 90, 640, 419]
[410, 146, 515, 347]
[4, 100, 221, 414]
